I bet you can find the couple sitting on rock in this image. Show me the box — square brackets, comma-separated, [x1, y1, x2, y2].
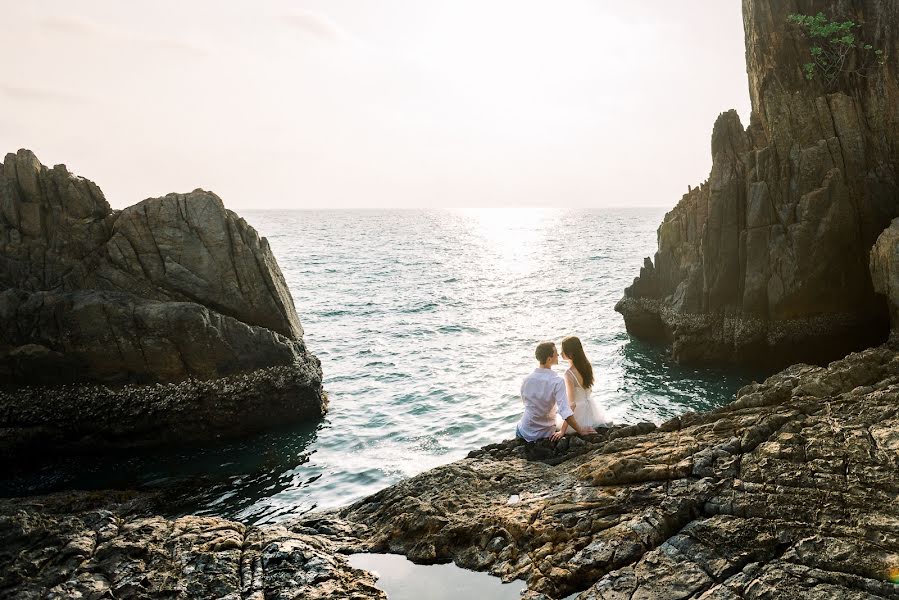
[515, 336, 611, 442]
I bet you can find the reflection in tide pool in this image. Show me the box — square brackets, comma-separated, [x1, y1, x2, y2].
[348, 553, 525, 600]
[0, 210, 770, 523]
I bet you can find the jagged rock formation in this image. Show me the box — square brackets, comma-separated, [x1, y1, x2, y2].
[340, 342, 899, 599]
[0, 149, 325, 462]
[0, 491, 383, 600]
[616, 0, 899, 366]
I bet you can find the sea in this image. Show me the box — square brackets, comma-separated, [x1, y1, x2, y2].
[1, 208, 767, 523]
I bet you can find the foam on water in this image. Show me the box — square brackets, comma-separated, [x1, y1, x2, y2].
[0, 209, 768, 523]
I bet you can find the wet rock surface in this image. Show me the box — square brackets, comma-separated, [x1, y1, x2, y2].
[616, 0, 899, 366]
[0, 491, 383, 600]
[0, 149, 324, 461]
[0, 362, 324, 465]
[341, 343, 899, 598]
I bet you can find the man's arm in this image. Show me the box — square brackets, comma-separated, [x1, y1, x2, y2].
[556, 371, 577, 437]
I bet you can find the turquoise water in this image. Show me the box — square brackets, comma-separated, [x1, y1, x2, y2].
[1, 209, 766, 522]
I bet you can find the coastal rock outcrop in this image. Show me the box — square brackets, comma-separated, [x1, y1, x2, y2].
[616, 0, 899, 366]
[340, 342, 899, 598]
[0, 149, 324, 463]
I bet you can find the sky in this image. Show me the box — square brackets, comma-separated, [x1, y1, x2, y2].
[0, 1, 752, 209]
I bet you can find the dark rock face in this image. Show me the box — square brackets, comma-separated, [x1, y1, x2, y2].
[0, 289, 304, 385]
[616, 0, 899, 366]
[340, 343, 899, 598]
[0, 491, 383, 600]
[0, 362, 324, 457]
[0, 149, 324, 462]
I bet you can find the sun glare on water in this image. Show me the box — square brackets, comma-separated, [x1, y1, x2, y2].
[455, 207, 559, 274]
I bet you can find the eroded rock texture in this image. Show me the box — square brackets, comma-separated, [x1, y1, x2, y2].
[616, 0, 899, 366]
[872, 217, 899, 331]
[342, 344, 899, 599]
[0, 491, 383, 600]
[0, 150, 324, 463]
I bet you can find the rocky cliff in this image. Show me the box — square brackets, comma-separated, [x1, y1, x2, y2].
[616, 0, 899, 366]
[0, 150, 325, 462]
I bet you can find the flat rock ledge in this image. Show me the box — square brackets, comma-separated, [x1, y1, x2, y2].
[3, 343, 899, 598]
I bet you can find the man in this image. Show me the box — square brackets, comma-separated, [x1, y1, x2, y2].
[516, 341, 596, 442]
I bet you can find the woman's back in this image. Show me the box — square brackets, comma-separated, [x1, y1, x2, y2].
[566, 368, 590, 406]
[566, 367, 609, 428]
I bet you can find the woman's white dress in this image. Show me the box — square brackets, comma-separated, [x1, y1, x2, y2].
[556, 368, 610, 433]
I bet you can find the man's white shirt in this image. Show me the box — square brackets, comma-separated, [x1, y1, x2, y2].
[517, 367, 572, 442]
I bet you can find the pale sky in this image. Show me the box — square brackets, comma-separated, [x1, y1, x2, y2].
[0, 1, 751, 209]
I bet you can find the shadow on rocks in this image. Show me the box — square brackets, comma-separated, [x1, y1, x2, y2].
[467, 422, 658, 466]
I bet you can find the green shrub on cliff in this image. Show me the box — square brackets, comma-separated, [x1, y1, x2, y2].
[788, 12, 885, 88]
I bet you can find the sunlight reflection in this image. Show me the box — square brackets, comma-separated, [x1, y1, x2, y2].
[454, 208, 560, 274]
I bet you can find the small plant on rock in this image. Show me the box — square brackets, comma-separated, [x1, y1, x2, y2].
[788, 12, 885, 88]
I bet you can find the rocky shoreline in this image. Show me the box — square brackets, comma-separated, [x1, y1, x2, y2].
[341, 342, 899, 598]
[3, 342, 899, 598]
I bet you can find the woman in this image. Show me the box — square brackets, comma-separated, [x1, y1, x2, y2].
[553, 336, 610, 438]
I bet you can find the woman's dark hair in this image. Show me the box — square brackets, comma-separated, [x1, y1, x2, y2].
[561, 336, 594, 389]
[535, 341, 556, 364]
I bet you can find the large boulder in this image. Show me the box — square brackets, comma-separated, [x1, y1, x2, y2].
[82, 190, 303, 340]
[0, 150, 325, 463]
[0, 289, 304, 385]
[0, 150, 301, 339]
[616, 0, 899, 366]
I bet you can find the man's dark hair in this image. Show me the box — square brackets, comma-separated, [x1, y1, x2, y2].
[535, 341, 556, 364]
